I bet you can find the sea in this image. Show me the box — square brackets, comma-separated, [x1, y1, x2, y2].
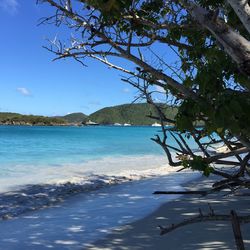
[0, 125, 169, 192]
[0, 125, 201, 248]
[0, 125, 197, 188]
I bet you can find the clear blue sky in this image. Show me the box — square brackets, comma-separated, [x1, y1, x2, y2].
[0, 0, 138, 116]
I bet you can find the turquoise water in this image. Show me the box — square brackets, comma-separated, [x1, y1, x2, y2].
[0, 125, 174, 191]
[0, 125, 201, 224]
[0, 125, 163, 166]
[0, 125, 199, 193]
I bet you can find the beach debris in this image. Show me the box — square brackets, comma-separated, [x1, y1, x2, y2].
[158, 205, 250, 250]
[153, 190, 208, 196]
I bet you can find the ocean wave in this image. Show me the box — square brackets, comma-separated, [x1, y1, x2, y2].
[0, 155, 170, 193]
[0, 164, 180, 221]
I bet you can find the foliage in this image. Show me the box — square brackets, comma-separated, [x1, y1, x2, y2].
[0, 104, 176, 126]
[63, 112, 88, 123]
[39, 0, 250, 136]
[39, 0, 250, 186]
[0, 112, 66, 125]
[182, 156, 214, 177]
[89, 103, 177, 125]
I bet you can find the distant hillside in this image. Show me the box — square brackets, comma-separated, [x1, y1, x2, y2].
[89, 103, 177, 125]
[62, 112, 88, 123]
[0, 112, 66, 125]
[0, 103, 178, 126]
[0, 112, 21, 121]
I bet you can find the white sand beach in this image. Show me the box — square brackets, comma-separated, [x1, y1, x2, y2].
[87, 178, 250, 250]
[0, 172, 197, 249]
[0, 174, 249, 250]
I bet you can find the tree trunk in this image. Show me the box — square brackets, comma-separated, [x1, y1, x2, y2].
[180, 0, 250, 76]
[227, 0, 250, 35]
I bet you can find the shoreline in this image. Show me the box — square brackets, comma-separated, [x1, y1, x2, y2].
[1, 154, 193, 221]
[0, 124, 167, 127]
[86, 176, 250, 250]
[0, 169, 198, 219]
[0, 154, 171, 193]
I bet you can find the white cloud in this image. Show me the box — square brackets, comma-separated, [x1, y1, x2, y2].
[17, 87, 31, 96]
[0, 0, 18, 14]
[122, 88, 130, 93]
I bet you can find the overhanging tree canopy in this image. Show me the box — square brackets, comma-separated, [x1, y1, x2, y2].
[38, 0, 250, 191]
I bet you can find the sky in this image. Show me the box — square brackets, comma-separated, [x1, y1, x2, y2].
[0, 0, 138, 116]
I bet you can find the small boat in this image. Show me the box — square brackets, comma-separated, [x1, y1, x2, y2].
[152, 122, 161, 127]
[124, 123, 131, 126]
[85, 120, 99, 126]
[114, 123, 122, 126]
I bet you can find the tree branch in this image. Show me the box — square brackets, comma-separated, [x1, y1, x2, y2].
[180, 0, 250, 75]
[159, 209, 250, 235]
[227, 0, 250, 34]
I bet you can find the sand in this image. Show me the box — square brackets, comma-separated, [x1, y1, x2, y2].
[0, 175, 249, 250]
[86, 178, 250, 250]
[0, 173, 198, 249]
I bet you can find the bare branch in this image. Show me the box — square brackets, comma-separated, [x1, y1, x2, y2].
[160, 209, 250, 235]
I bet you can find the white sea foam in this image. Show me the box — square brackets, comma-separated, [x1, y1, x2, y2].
[0, 155, 172, 193]
[0, 154, 187, 220]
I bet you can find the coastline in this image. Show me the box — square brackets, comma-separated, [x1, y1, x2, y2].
[87, 176, 250, 250]
[0, 124, 166, 127]
[0, 156, 187, 220]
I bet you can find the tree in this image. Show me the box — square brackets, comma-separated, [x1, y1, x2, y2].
[38, 0, 250, 187]
[38, 0, 250, 244]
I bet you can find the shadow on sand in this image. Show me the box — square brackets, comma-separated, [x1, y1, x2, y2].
[0, 174, 194, 249]
[87, 180, 250, 250]
[0, 176, 249, 250]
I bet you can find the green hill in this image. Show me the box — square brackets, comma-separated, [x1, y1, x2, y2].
[89, 103, 177, 125]
[0, 103, 177, 126]
[0, 112, 22, 121]
[63, 112, 88, 123]
[0, 112, 66, 125]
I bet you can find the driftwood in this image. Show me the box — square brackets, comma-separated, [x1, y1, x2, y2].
[231, 210, 245, 250]
[153, 190, 208, 195]
[159, 205, 250, 250]
[153, 179, 250, 196]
